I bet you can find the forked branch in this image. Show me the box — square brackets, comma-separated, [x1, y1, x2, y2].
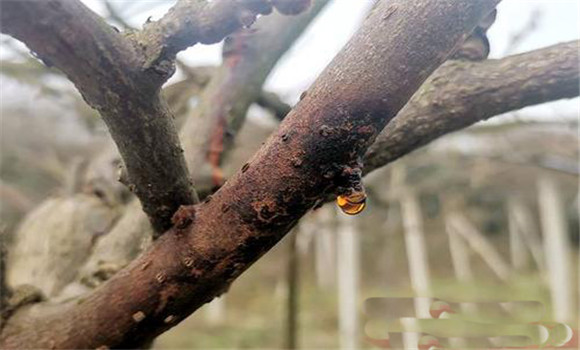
[364, 40, 580, 173]
[0, 0, 498, 347]
[0, 0, 310, 233]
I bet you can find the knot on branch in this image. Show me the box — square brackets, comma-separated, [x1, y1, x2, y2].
[319, 157, 365, 197]
[171, 205, 197, 230]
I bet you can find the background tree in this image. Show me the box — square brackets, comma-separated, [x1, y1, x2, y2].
[0, 0, 578, 348]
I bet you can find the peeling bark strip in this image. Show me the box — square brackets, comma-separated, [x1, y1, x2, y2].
[0, 0, 499, 348]
[364, 40, 580, 173]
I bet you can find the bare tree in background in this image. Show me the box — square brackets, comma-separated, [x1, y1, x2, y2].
[0, 0, 578, 348]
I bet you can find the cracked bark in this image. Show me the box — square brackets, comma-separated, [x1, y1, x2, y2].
[0, 0, 499, 347]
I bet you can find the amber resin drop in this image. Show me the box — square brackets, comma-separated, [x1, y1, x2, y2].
[336, 192, 366, 215]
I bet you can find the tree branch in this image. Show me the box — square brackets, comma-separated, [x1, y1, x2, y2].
[0, 0, 197, 233]
[136, 0, 311, 76]
[0, 0, 498, 347]
[0, 0, 313, 233]
[363, 40, 580, 174]
[181, 0, 330, 196]
[103, 0, 135, 31]
[257, 91, 293, 120]
[74, 0, 330, 290]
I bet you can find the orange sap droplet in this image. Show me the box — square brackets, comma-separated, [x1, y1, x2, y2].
[336, 193, 366, 215]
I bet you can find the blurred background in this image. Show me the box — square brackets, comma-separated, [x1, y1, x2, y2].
[1, 0, 578, 349]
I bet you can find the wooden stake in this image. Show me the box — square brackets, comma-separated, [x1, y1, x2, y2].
[336, 209, 360, 350]
[537, 176, 572, 323]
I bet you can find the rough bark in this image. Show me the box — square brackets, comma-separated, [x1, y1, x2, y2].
[0, 0, 197, 233]
[180, 0, 329, 195]
[0, 0, 498, 347]
[364, 40, 580, 173]
[71, 3, 329, 291]
[136, 0, 309, 76]
[0, 0, 309, 233]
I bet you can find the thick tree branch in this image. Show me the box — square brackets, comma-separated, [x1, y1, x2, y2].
[71, 2, 329, 292]
[0, 0, 498, 348]
[363, 40, 580, 173]
[0, 0, 312, 233]
[1, 4, 330, 301]
[0, 0, 197, 232]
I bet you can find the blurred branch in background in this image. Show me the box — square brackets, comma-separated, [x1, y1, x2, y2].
[507, 197, 544, 271]
[181, 0, 330, 194]
[446, 211, 512, 282]
[394, 165, 432, 319]
[503, 7, 542, 55]
[103, 0, 136, 30]
[537, 176, 573, 323]
[285, 228, 300, 350]
[256, 91, 292, 121]
[336, 207, 360, 350]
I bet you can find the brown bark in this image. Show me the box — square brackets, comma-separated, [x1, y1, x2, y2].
[136, 0, 310, 75]
[0, 0, 197, 233]
[72, 4, 329, 291]
[0, 0, 498, 348]
[364, 40, 580, 173]
[0, 0, 308, 233]
[181, 0, 330, 196]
